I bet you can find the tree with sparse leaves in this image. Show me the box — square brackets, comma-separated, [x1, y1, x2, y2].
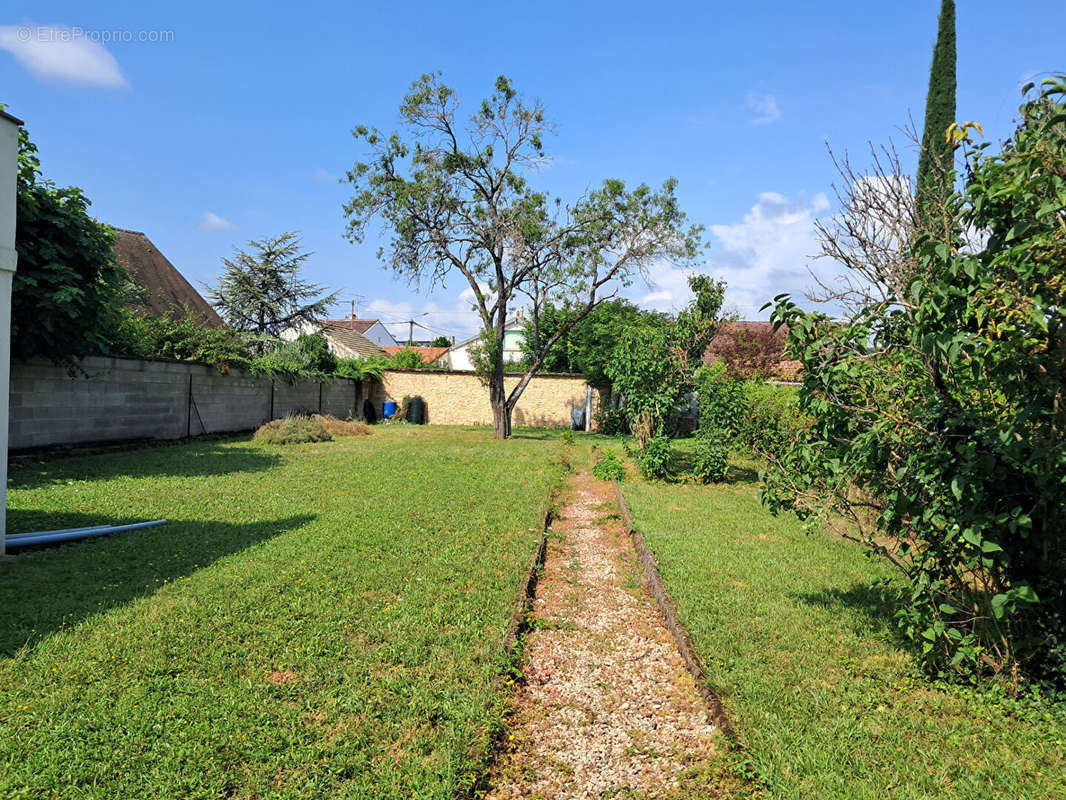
[343, 74, 702, 438]
[209, 232, 337, 348]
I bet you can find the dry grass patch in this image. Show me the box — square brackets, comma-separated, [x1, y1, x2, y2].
[253, 415, 332, 444]
[311, 414, 371, 437]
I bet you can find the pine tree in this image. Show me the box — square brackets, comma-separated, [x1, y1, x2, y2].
[916, 0, 957, 223]
[209, 232, 337, 345]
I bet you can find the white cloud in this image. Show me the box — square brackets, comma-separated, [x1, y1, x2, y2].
[311, 167, 337, 183]
[0, 25, 127, 88]
[197, 211, 234, 232]
[746, 93, 781, 126]
[703, 191, 830, 319]
[637, 261, 698, 312]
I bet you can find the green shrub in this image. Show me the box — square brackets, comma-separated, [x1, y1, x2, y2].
[253, 415, 332, 444]
[12, 122, 128, 367]
[738, 379, 810, 455]
[763, 77, 1066, 683]
[696, 364, 809, 456]
[335, 356, 388, 381]
[115, 310, 254, 372]
[560, 429, 575, 446]
[251, 335, 336, 382]
[388, 348, 434, 369]
[694, 363, 746, 439]
[593, 449, 625, 482]
[637, 436, 673, 480]
[595, 407, 630, 436]
[692, 430, 730, 483]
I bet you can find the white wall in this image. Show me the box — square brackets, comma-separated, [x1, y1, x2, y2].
[361, 321, 397, 347]
[444, 326, 525, 370]
[0, 113, 21, 550]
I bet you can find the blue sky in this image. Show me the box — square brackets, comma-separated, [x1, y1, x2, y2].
[1, 2, 1060, 341]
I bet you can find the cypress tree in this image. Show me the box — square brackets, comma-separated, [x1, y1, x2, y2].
[916, 0, 957, 222]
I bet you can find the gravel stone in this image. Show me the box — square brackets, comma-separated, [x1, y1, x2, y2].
[486, 472, 720, 799]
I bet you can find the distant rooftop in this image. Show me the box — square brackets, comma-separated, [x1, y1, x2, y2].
[323, 318, 380, 335]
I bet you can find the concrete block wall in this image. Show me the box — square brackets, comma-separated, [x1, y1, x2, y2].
[272, 381, 321, 418]
[370, 369, 601, 429]
[188, 366, 271, 436]
[322, 380, 363, 420]
[10, 358, 189, 449]
[9, 356, 366, 451]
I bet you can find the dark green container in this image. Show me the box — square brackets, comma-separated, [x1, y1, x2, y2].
[408, 395, 426, 425]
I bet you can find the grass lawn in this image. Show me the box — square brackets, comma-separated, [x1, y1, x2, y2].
[1, 426, 564, 799]
[618, 444, 1066, 800]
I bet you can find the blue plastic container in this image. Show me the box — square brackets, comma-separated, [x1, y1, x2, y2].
[383, 400, 398, 419]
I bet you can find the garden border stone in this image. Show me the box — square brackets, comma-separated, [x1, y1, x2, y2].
[500, 502, 553, 662]
[611, 478, 735, 739]
[468, 491, 555, 797]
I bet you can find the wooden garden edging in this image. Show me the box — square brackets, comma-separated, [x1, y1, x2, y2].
[467, 493, 554, 797]
[500, 502, 553, 664]
[611, 478, 735, 739]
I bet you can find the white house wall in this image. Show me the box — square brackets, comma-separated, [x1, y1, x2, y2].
[361, 321, 398, 347]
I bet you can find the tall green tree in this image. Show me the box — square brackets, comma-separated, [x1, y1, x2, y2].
[343, 74, 702, 439]
[605, 275, 727, 445]
[519, 299, 667, 388]
[916, 0, 957, 224]
[208, 232, 338, 346]
[12, 122, 129, 366]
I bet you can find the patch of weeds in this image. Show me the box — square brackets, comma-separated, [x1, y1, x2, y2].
[593, 449, 625, 482]
[253, 414, 332, 444]
[310, 414, 371, 437]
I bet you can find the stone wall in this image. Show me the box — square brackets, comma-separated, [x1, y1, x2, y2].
[8, 357, 367, 451]
[371, 369, 599, 429]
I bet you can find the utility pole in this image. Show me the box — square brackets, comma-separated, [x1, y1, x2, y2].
[408, 319, 414, 346]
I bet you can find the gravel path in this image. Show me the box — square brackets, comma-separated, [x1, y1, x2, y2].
[486, 472, 720, 799]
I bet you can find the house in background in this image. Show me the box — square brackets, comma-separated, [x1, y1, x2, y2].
[442, 317, 525, 371]
[382, 345, 450, 366]
[703, 321, 800, 382]
[280, 319, 387, 359]
[322, 317, 398, 347]
[114, 228, 224, 328]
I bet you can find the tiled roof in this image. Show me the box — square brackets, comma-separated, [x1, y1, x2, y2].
[703, 320, 800, 381]
[382, 345, 450, 364]
[324, 318, 378, 334]
[320, 323, 388, 359]
[114, 229, 224, 328]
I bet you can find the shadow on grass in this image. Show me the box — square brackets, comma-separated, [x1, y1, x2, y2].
[793, 582, 915, 651]
[509, 428, 569, 441]
[0, 511, 314, 657]
[668, 449, 761, 485]
[8, 439, 282, 490]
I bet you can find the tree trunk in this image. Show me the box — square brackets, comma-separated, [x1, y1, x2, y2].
[490, 376, 512, 439]
[489, 321, 512, 439]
